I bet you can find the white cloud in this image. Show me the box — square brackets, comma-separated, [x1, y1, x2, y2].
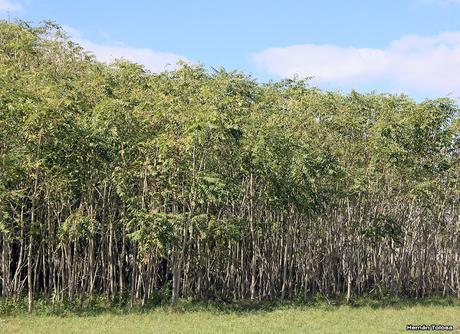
[63, 26, 189, 73]
[79, 39, 189, 73]
[253, 45, 389, 82]
[0, 0, 23, 12]
[252, 32, 460, 97]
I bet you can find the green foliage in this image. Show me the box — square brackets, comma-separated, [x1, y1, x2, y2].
[128, 210, 183, 257]
[361, 213, 403, 245]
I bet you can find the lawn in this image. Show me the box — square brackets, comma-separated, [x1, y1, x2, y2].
[2, 304, 459, 334]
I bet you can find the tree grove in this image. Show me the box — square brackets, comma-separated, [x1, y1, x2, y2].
[0, 21, 459, 311]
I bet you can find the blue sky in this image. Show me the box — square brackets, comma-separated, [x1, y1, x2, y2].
[2, 0, 460, 100]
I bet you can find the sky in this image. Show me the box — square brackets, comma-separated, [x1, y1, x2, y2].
[1, 0, 460, 101]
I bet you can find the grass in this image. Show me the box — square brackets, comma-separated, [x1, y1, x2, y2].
[1, 297, 460, 333]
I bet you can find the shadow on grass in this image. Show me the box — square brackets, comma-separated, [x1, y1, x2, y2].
[1, 294, 459, 317]
[169, 295, 460, 314]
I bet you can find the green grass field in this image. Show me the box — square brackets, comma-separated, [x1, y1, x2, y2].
[2, 303, 459, 334]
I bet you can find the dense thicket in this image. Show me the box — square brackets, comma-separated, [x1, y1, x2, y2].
[0, 21, 459, 311]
